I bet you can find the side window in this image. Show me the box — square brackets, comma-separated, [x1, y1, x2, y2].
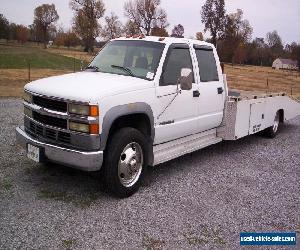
[160, 47, 194, 86]
[195, 47, 219, 82]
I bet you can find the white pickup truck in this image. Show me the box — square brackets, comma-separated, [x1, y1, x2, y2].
[16, 37, 300, 197]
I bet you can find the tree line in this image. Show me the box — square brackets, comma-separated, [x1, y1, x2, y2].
[0, 0, 299, 67]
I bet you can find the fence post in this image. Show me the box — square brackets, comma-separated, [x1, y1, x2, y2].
[73, 55, 75, 72]
[266, 72, 269, 93]
[28, 61, 31, 82]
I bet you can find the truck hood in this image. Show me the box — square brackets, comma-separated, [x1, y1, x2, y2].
[25, 72, 153, 103]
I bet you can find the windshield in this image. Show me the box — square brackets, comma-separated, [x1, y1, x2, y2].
[87, 40, 165, 80]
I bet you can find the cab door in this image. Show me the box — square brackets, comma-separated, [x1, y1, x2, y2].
[154, 43, 200, 144]
[192, 44, 225, 132]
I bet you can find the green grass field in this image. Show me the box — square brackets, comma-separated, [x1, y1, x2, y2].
[0, 44, 82, 70]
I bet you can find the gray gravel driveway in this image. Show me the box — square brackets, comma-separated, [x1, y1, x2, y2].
[0, 98, 299, 249]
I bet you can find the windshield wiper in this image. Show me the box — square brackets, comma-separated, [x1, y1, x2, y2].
[85, 65, 100, 72]
[111, 65, 135, 77]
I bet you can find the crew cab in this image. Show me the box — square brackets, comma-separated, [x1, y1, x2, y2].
[16, 36, 300, 197]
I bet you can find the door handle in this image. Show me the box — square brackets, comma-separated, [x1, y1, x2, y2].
[217, 87, 224, 94]
[193, 90, 200, 97]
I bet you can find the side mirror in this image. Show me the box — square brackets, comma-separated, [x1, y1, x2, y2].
[178, 68, 193, 90]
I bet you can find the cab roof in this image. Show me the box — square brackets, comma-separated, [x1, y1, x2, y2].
[113, 36, 215, 49]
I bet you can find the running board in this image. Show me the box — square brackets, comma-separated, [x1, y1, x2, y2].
[153, 129, 222, 166]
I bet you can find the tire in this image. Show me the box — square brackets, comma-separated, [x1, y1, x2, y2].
[261, 111, 281, 138]
[102, 127, 149, 198]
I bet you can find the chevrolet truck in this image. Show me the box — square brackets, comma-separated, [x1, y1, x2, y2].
[16, 37, 300, 197]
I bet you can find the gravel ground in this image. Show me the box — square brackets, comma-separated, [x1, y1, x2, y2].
[0, 98, 299, 250]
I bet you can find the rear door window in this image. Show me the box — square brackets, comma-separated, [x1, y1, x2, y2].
[194, 45, 219, 82]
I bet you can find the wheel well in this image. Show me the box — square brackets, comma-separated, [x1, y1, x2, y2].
[278, 109, 284, 123]
[108, 113, 152, 139]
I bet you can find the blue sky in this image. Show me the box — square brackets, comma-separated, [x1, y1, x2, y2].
[1, 0, 300, 44]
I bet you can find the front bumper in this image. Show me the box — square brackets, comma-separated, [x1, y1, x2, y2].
[16, 126, 103, 171]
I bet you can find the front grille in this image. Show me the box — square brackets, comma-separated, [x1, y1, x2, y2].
[33, 95, 67, 112]
[33, 111, 67, 129]
[28, 121, 71, 144]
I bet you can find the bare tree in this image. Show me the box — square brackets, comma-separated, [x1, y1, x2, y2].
[171, 24, 184, 38]
[220, 9, 252, 63]
[201, 0, 226, 46]
[100, 12, 123, 40]
[124, 0, 168, 36]
[266, 30, 283, 58]
[71, 0, 105, 52]
[33, 4, 59, 48]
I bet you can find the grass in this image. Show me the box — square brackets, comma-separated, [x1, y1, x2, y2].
[0, 43, 90, 97]
[0, 43, 82, 70]
[0, 68, 72, 97]
[225, 64, 300, 96]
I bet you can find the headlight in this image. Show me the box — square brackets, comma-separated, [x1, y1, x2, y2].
[69, 122, 89, 133]
[69, 104, 89, 116]
[23, 91, 32, 103]
[69, 104, 99, 116]
[69, 122, 99, 134]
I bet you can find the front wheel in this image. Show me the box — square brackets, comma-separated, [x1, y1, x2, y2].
[261, 111, 281, 138]
[103, 127, 148, 198]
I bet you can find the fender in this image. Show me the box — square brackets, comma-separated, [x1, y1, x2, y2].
[100, 102, 155, 165]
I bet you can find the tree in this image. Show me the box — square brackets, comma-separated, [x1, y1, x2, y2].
[196, 32, 204, 41]
[233, 43, 247, 64]
[8, 23, 18, 40]
[64, 31, 81, 47]
[124, 20, 140, 36]
[151, 26, 169, 37]
[266, 30, 283, 58]
[16, 25, 29, 44]
[220, 9, 253, 63]
[100, 12, 123, 40]
[28, 22, 44, 42]
[247, 37, 270, 66]
[33, 4, 59, 48]
[290, 42, 300, 70]
[71, 0, 105, 52]
[171, 24, 184, 38]
[201, 0, 226, 46]
[0, 14, 10, 39]
[124, 0, 168, 36]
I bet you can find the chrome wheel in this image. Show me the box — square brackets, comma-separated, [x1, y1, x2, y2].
[273, 112, 280, 133]
[118, 142, 143, 187]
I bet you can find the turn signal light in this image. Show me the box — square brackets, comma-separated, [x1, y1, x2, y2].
[90, 105, 99, 116]
[89, 124, 99, 134]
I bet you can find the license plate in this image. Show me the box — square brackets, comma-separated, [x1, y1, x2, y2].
[27, 144, 41, 162]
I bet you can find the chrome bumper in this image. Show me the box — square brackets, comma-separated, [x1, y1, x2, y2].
[16, 126, 103, 171]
